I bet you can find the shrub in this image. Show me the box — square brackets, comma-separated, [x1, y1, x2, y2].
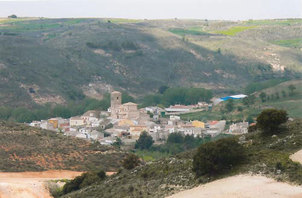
[256, 109, 288, 134]
[122, 153, 140, 170]
[193, 138, 245, 176]
[62, 170, 106, 194]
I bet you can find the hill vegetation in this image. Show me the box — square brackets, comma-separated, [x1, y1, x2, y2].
[60, 118, 302, 198]
[0, 121, 125, 172]
[0, 18, 300, 109]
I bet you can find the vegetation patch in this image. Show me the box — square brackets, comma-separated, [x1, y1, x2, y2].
[271, 38, 302, 48]
[168, 27, 209, 36]
[216, 26, 257, 36]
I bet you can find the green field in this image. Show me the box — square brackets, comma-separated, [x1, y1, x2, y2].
[169, 27, 209, 36]
[272, 38, 302, 48]
[216, 26, 257, 36]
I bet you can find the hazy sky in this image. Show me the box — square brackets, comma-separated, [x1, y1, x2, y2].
[0, 0, 301, 20]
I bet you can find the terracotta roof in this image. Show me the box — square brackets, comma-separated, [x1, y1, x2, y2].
[209, 120, 219, 125]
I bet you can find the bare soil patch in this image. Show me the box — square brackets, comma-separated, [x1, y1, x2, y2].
[167, 175, 302, 198]
[0, 170, 82, 198]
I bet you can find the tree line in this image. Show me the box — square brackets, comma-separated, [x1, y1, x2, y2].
[0, 92, 135, 123]
[141, 87, 213, 107]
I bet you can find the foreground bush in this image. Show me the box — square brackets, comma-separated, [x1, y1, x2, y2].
[122, 153, 140, 170]
[256, 109, 288, 134]
[193, 138, 245, 176]
[62, 170, 106, 195]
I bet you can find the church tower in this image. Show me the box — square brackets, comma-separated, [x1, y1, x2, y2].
[110, 91, 122, 118]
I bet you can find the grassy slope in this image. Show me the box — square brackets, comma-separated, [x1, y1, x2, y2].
[0, 121, 125, 172]
[180, 79, 302, 121]
[259, 80, 302, 118]
[0, 18, 301, 107]
[62, 119, 302, 198]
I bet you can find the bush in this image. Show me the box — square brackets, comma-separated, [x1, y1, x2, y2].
[62, 170, 106, 194]
[256, 109, 288, 134]
[193, 138, 245, 176]
[122, 153, 140, 170]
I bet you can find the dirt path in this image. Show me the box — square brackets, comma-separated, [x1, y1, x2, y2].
[167, 175, 302, 198]
[0, 170, 83, 198]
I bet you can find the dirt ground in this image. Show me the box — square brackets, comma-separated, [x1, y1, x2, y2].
[0, 170, 83, 198]
[167, 175, 302, 198]
[290, 150, 302, 164]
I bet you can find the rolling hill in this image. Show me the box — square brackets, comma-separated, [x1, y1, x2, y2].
[0, 121, 125, 172]
[0, 18, 301, 107]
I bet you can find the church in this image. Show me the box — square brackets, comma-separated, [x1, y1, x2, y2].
[109, 91, 140, 120]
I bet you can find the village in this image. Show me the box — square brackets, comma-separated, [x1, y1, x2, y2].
[29, 91, 250, 147]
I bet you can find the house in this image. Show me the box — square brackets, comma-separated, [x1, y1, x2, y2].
[165, 105, 191, 114]
[29, 121, 41, 127]
[58, 119, 69, 132]
[129, 125, 148, 139]
[164, 125, 176, 133]
[48, 117, 62, 129]
[40, 120, 53, 130]
[118, 119, 136, 127]
[191, 120, 205, 128]
[81, 110, 99, 126]
[90, 130, 104, 140]
[70, 116, 85, 127]
[179, 124, 205, 137]
[205, 120, 226, 137]
[229, 122, 249, 135]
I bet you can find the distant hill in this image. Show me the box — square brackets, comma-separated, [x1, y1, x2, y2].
[0, 121, 125, 172]
[0, 18, 301, 107]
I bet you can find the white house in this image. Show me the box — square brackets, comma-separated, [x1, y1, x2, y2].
[70, 116, 85, 127]
[229, 122, 249, 135]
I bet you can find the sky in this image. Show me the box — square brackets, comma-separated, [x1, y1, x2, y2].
[0, 0, 301, 20]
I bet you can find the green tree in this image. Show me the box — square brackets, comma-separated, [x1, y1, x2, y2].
[193, 138, 245, 176]
[122, 153, 140, 170]
[225, 99, 234, 112]
[256, 109, 288, 134]
[135, 131, 154, 150]
[158, 85, 169, 94]
[259, 92, 267, 102]
[167, 133, 184, 144]
[288, 85, 296, 96]
[8, 14, 17, 18]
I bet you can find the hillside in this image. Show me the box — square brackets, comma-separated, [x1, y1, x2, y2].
[62, 119, 302, 198]
[0, 121, 125, 172]
[0, 18, 301, 107]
